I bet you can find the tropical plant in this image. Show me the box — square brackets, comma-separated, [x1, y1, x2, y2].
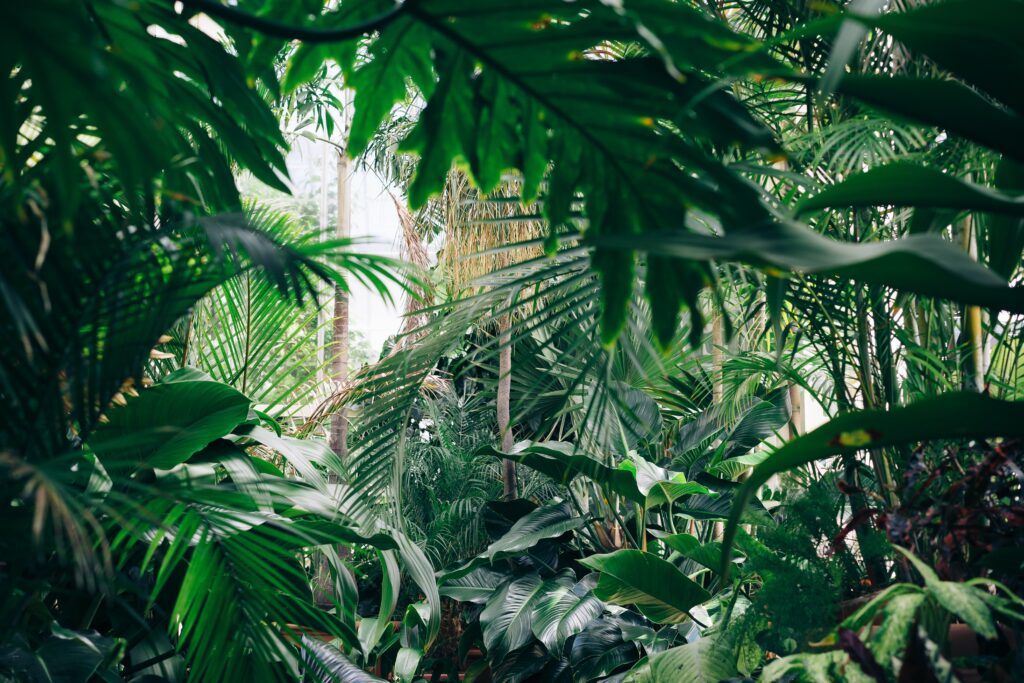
[8, 0, 1024, 681]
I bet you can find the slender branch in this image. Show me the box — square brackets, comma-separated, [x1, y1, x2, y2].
[176, 0, 409, 43]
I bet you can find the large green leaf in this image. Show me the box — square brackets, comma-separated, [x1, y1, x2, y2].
[88, 380, 251, 471]
[831, 74, 1024, 162]
[490, 642, 553, 683]
[531, 575, 604, 654]
[894, 547, 998, 640]
[34, 625, 120, 683]
[570, 616, 644, 683]
[484, 501, 583, 562]
[580, 550, 711, 624]
[858, 0, 1024, 115]
[483, 442, 711, 509]
[441, 501, 583, 581]
[721, 393, 1024, 574]
[623, 632, 739, 683]
[438, 566, 509, 604]
[984, 158, 1024, 278]
[598, 221, 1024, 314]
[653, 533, 723, 574]
[796, 163, 1024, 216]
[480, 571, 568, 663]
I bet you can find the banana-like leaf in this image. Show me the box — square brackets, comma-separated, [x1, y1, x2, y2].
[482, 442, 711, 511]
[394, 530, 442, 657]
[597, 221, 1024, 314]
[570, 615, 644, 682]
[855, 0, 1024, 115]
[796, 163, 1024, 216]
[531, 575, 603, 654]
[623, 631, 739, 683]
[721, 393, 1024, 576]
[481, 571, 571, 663]
[88, 380, 251, 471]
[441, 501, 584, 581]
[438, 567, 509, 604]
[830, 74, 1024, 162]
[984, 158, 1024, 279]
[579, 550, 711, 624]
[652, 533, 724, 574]
[489, 642, 551, 683]
[480, 442, 645, 504]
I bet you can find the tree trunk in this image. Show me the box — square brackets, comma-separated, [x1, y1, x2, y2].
[959, 213, 985, 392]
[497, 316, 517, 498]
[787, 383, 804, 438]
[329, 147, 351, 459]
[316, 143, 330, 376]
[711, 313, 725, 405]
[316, 102, 352, 608]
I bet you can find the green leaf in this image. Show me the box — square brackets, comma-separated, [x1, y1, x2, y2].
[480, 572, 562, 663]
[985, 158, 1024, 278]
[653, 533, 723, 573]
[623, 632, 739, 683]
[894, 547, 998, 640]
[596, 220, 1024, 315]
[348, 17, 434, 158]
[832, 74, 1024, 162]
[490, 642, 552, 683]
[531, 576, 603, 654]
[570, 616, 643, 682]
[36, 625, 120, 683]
[441, 501, 584, 581]
[721, 393, 1024, 575]
[302, 637, 384, 682]
[866, 0, 1024, 115]
[88, 380, 251, 471]
[796, 163, 1024, 217]
[484, 501, 583, 562]
[482, 441, 645, 504]
[439, 567, 509, 604]
[580, 550, 711, 624]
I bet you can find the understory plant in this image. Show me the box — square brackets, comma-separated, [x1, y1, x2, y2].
[6, 0, 1024, 682]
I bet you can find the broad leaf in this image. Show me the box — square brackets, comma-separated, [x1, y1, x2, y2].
[580, 550, 711, 624]
[532, 575, 604, 654]
[623, 632, 739, 683]
[797, 163, 1024, 217]
[302, 637, 384, 682]
[88, 380, 251, 471]
[442, 501, 584, 581]
[480, 572, 565, 663]
[570, 615, 644, 683]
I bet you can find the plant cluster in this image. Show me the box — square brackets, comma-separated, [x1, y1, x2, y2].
[4, 1, 1024, 682]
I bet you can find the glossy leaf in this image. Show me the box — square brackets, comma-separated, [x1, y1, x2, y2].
[580, 550, 711, 624]
[480, 572, 556, 663]
[797, 163, 1024, 217]
[88, 381, 251, 471]
[532, 575, 604, 654]
[623, 632, 739, 683]
[570, 616, 644, 683]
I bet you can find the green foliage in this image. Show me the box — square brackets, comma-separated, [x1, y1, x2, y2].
[580, 550, 711, 624]
[721, 392, 1024, 574]
[8, 0, 1024, 681]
